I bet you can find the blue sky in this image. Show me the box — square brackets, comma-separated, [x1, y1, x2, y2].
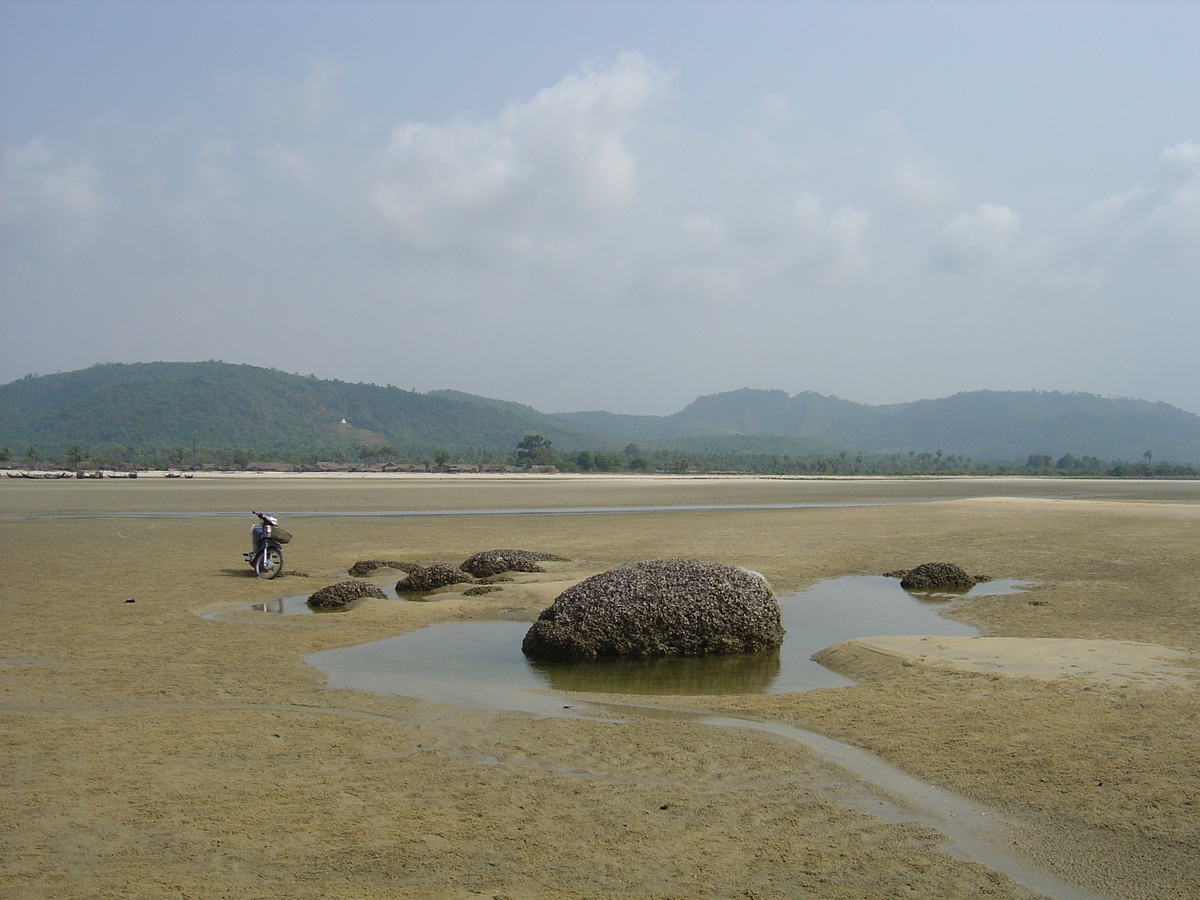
[2, 0, 1198, 415]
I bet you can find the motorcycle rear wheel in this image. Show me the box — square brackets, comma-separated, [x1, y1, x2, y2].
[256, 547, 284, 579]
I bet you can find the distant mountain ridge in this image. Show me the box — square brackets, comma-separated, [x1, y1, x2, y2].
[560, 387, 1200, 462]
[2, 363, 1199, 463]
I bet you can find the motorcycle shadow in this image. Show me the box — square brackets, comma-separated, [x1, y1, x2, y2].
[217, 567, 307, 579]
[218, 567, 265, 578]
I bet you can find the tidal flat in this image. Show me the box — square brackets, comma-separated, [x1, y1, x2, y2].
[2, 474, 1198, 899]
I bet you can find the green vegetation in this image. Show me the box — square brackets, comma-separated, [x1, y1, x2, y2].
[0, 361, 609, 466]
[2, 362, 1198, 477]
[516, 434, 556, 468]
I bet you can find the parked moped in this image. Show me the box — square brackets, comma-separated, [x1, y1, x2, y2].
[244, 510, 290, 579]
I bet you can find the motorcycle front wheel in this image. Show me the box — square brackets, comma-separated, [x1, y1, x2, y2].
[256, 547, 284, 579]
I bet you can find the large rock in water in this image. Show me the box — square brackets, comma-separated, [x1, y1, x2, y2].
[307, 580, 387, 609]
[899, 562, 977, 592]
[522, 558, 784, 660]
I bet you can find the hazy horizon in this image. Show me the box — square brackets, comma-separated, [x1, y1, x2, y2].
[5, 359, 1196, 421]
[3, 1, 1198, 416]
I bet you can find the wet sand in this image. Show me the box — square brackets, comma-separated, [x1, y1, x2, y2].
[2, 474, 1198, 899]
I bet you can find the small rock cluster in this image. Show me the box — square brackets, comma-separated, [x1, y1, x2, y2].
[307, 579, 388, 609]
[391, 549, 571, 594]
[348, 560, 421, 577]
[522, 558, 784, 660]
[895, 562, 983, 592]
[460, 549, 568, 579]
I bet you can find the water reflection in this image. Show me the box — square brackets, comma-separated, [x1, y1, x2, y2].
[306, 576, 1029, 706]
[251, 595, 360, 614]
[239, 579, 440, 615]
[529, 648, 782, 695]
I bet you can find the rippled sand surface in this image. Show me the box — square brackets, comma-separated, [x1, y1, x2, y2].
[3, 474, 1198, 899]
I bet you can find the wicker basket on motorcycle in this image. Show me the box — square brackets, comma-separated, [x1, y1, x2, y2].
[272, 528, 293, 544]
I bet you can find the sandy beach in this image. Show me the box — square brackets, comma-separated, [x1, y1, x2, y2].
[2, 474, 1198, 899]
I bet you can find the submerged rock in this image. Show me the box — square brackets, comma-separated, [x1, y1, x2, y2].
[522, 558, 783, 660]
[307, 580, 387, 609]
[395, 564, 475, 593]
[460, 549, 569, 579]
[899, 562, 979, 592]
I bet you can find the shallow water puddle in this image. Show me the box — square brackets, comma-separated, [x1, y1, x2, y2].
[304, 577, 1027, 710]
[301, 577, 1108, 900]
[212, 576, 446, 617]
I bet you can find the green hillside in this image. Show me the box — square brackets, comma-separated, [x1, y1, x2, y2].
[3, 363, 1199, 468]
[0, 362, 606, 461]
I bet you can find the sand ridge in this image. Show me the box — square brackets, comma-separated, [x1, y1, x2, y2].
[813, 635, 1198, 688]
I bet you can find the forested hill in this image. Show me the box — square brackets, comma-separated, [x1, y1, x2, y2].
[3, 363, 1200, 465]
[0, 362, 607, 458]
[559, 387, 1200, 463]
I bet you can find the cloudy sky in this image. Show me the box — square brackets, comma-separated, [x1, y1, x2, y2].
[2, 1, 1198, 415]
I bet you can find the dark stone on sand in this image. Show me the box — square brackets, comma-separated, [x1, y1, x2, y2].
[307, 580, 387, 609]
[899, 562, 978, 592]
[522, 558, 783, 660]
[463, 585, 503, 596]
[460, 549, 568, 579]
[348, 559, 421, 577]
[395, 564, 475, 593]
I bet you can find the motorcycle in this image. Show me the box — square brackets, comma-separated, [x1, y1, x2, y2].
[244, 510, 291, 579]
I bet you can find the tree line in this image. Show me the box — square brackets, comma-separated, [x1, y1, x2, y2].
[4, 436, 1197, 479]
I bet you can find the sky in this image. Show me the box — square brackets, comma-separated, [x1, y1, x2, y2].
[1, 1, 1198, 416]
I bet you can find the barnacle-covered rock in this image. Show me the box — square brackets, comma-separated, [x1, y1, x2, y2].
[307, 580, 387, 609]
[522, 558, 783, 660]
[460, 549, 568, 579]
[899, 562, 979, 592]
[395, 564, 475, 593]
[463, 585, 503, 597]
[348, 559, 421, 577]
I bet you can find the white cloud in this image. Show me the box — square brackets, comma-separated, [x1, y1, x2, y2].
[1142, 140, 1200, 259]
[0, 137, 102, 256]
[297, 59, 341, 128]
[748, 93, 803, 132]
[857, 112, 957, 206]
[1161, 139, 1200, 178]
[1088, 140, 1200, 261]
[260, 144, 322, 188]
[933, 202, 1021, 269]
[245, 58, 344, 135]
[194, 138, 240, 207]
[365, 52, 669, 250]
[787, 191, 871, 281]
